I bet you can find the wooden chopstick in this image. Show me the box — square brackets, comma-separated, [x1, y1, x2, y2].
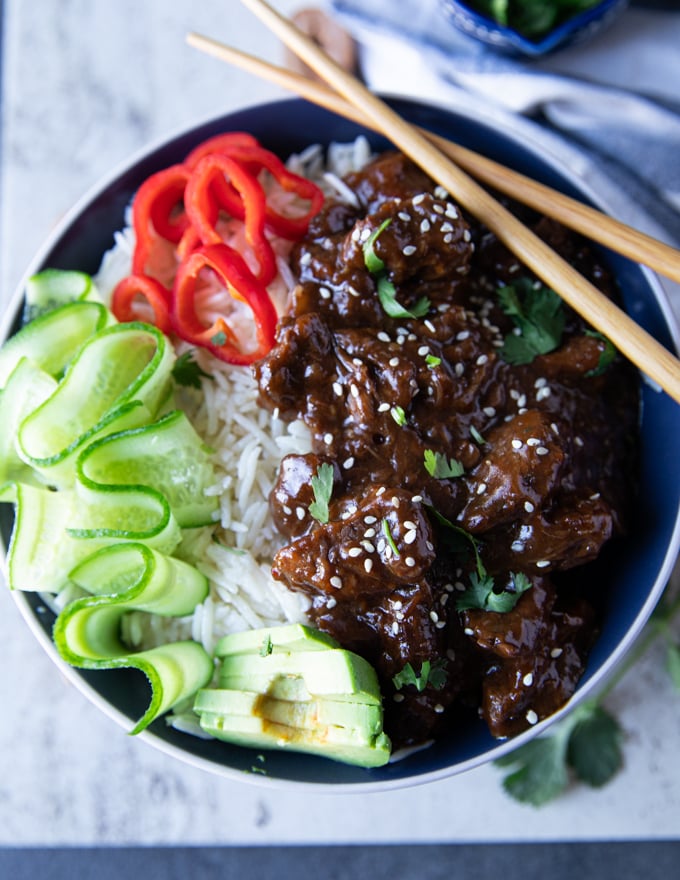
[187, 31, 680, 288]
[212, 0, 680, 404]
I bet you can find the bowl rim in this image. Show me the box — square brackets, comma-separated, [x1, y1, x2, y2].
[2, 93, 680, 792]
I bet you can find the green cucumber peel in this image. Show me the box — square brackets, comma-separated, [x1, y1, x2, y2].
[0, 300, 112, 387]
[17, 322, 175, 484]
[53, 543, 212, 734]
[23, 269, 100, 324]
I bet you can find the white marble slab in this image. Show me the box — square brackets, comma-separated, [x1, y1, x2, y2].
[1, 0, 679, 846]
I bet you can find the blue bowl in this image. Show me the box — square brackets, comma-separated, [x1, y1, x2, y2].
[1, 96, 679, 790]
[439, 0, 629, 56]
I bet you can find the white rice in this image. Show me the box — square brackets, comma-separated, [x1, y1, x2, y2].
[95, 137, 373, 658]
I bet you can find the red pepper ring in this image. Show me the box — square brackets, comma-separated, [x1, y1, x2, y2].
[112, 274, 172, 335]
[216, 143, 325, 240]
[183, 131, 260, 170]
[184, 153, 278, 287]
[171, 243, 278, 366]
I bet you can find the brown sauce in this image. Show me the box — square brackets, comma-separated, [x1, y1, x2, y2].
[253, 151, 639, 748]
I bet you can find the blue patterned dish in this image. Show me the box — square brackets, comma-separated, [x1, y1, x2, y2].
[439, 0, 629, 56]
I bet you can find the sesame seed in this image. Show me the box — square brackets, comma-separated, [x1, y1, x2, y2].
[404, 530, 417, 544]
[534, 377, 547, 388]
[440, 594, 449, 606]
[364, 527, 376, 538]
[536, 386, 551, 402]
[391, 621, 399, 635]
[523, 672, 534, 686]
[434, 186, 448, 199]
[377, 331, 391, 343]
[392, 600, 403, 610]
[393, 693, 405, 703]
[420, 219, 431, 233]
[551, 648, 563, 658]
[404, 556, 416, 567]
[590, 492, 601, 500]
[300, 251, 312, 267]
[445, 204, 459, 219]
[332, 382, 342, 397]
[403, 521, 416, 530]
[412, 495, 423, 503]
[511, 540, 524, 552]
[526, 710, 539, 725]
[350, 383, 359, 398]
[413, 193, 426, 205]
[296, 506, 306, 520]
[483, 406, 496, 417]
[378, 402, 390, 412]
[323, 433, 333, 445]
[536, 560, 550, 569]
[364, 515, 377, 524]
[418, 345, 430, 356]
[430, 610, 439, 623]
[476, 354, 489, 366]
[326, 597, 337, 609]
[433, 203, 444, 214]
[512, 439, 523, 450]
[348, 547, 362, 558]
[443, 233, 453, 244]
[343, 456, 355, 469]
[477, 482, 487, 495]
[320, 287, 332, 300]
[575, 436, 584, 447]
[524, 501, 535, 513]
[456, 330, 470, 341]
[392, 496, 400, 507]
[517, 395, 527, 408]
[463, 229, 471, 242]
[376, 486, 386, 496]
[464, 627, 474, 636]
[434, 704, 445, 714]
[436, 621, 446, 630]
[403, 244, 417, 256]
[527, 437, 540, 447]
[359, 227, 371, 242]
[330, 576, 343, 589]
[536, 446, 549, 456]
[361, 540, 375, 553]
[364, 558, 373, 573]
[283, 505, 292, 516]
[424, 319, 436, 333]
[440, 222, 454, 233]
[398, 211, 410, 221]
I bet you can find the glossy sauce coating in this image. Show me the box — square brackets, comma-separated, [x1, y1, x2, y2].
[254, 152, 639, 747]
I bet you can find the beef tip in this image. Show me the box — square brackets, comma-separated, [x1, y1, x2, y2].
[341, 193, 473, 286]
[458, 410, 564, 533]
[270, 453, 338, 539]
[344, 150, 437, 211]
[462, 578, 596, 737]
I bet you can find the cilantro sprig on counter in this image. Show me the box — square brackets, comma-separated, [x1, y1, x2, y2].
[495, 587, 680, 805]
[497, 278, 565, 365]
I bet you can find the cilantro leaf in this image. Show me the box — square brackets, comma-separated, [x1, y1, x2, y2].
[498, 278, 565, 365]
[495, 700, 623, 806]
[308, 462, 334, 524]
[584, 329, 617, 377]
[496, 734, 570, 807]
[567, 705, 623, 788]
[171, 350, 213, 389]
[259, 634, 273, 657]
[377, 276, 430, 320]
[456, 570, 532, 613]
[424, 449, 465, 479]
[211, 330, 228, 346]
[426, 354, 441, 368]
[391, 405, 407, 426]
[470, 425, 486, 446]
[363, 218, 391, 274]
[666, 642, 680, 690]
[392, 659, 448, 693]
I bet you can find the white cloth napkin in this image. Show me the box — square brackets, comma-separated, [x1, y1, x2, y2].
[331, 0, 680, 245]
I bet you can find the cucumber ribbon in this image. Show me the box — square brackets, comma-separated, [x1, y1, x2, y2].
[0, 296, 218, 731]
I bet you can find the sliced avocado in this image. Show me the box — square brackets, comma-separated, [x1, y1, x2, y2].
[214, 623, 339, 658]
[197, 710, 391, 768]
[194, 688, 384, 736]
[217, 648, 382, 705]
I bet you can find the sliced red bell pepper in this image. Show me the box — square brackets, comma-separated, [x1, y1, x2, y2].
[171, 243, 277, 366]
[184, 154, 277, 287]
[112, 274, 172, 335]
[183, 131, 260, 170]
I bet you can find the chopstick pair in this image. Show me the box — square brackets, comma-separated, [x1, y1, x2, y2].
[188, 0, 680, 405]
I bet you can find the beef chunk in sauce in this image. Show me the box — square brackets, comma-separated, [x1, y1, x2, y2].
[253, 150, 639, 749]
